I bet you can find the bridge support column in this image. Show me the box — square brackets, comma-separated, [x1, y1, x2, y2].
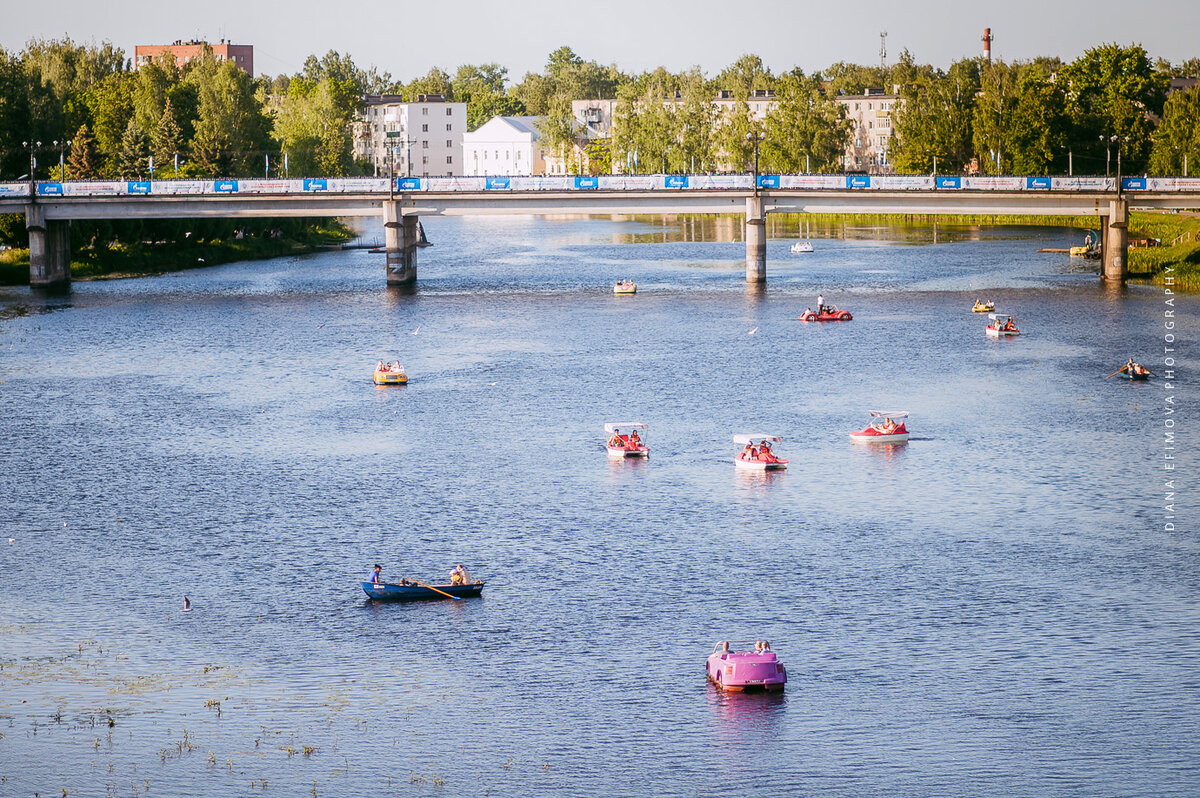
[1103, 198, 1128, 283]
[383, 202, 417, 285]
[745, 196, 766, 283]
[26, 205, 71, 288]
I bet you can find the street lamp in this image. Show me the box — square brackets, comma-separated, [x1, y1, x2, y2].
[746, 130, 762, 194]
[1101, 135, 1113, 177]
[21, 140, 41, 185]
[53, 140, 71, 181]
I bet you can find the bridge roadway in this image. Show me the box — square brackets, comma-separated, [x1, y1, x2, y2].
[8, 187, 1196, 287]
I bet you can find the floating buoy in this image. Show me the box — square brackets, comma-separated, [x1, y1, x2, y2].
[182, 596, 192, 612]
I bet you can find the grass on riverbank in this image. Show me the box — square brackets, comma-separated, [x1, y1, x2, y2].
[1127, 211, 1200, 291]
[0, 221, 353, 286]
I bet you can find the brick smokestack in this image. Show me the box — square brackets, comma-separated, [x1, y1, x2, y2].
[982, 27, 993, 64]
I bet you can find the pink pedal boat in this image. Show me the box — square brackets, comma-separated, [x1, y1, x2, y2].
[706, 641, 787, 691]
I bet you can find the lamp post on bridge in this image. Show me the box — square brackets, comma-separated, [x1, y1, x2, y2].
[53, 139, 71, 181]
[21, 140, 41, 187]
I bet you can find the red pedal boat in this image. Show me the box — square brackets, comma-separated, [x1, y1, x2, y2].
[605, 422, 649, 457]
[849, 410, 910, 444]
[799, 305, 852, 322]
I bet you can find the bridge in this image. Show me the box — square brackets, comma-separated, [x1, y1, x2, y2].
[4, 174, 1199, 288]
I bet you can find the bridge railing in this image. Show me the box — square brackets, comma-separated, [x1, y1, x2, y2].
[8, 174, 1200, 199]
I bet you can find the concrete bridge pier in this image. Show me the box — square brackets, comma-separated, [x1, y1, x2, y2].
[383, 202, 418, 285]
[26, 205, 72, 288]
[745, 196, 766, 284]
[1102, 198, 1129, 283]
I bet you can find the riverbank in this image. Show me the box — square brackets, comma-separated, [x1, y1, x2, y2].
[1126, 210, 1200, 290]
[0, 220, 353, 285]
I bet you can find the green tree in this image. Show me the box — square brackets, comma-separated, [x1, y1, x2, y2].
[151, 98, 182, 176]
[406, 67, 453, 99]
[1062, 43, 1168, 174]
[187, 50, 272, 176]
[85, 72, 135, 175]
[673, 71, 717, 172]
[66, 123, 99, 178]
[1148, 84, 1200, 175]
[272, 76, 358, 176]
[715, 98, 761, 172]
[1005, 71, 1070, 174]
[972, 61, 1018, 174]
[762, 72, 849, 173]
[537, 96, 578, 167]
[716, 54, 775, 98]
[115, 118, 149, 178]
[0, 48, 33, 179]
[891, 59, 980, 173]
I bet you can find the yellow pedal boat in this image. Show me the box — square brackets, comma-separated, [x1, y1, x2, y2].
[613, 280, 637, 295]
[373, 365, 407, 385]
[972, 300, 995, 313]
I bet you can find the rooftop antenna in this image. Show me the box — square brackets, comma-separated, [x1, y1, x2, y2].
[879, 30, 888, 72]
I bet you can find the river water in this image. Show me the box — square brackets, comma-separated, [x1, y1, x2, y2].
[1, 215, 1197, 797]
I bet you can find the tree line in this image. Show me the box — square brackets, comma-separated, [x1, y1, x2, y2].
[1, 38, 1198, 181]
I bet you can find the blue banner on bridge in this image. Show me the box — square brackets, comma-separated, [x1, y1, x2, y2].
[396, 177, 422, 191]
[36, 182, 63, 195]
[756, 175, 781, 189]
[935, 176, 961, 189]
[214, 180, 239, 193]
[1025, 176, 1051, 189]
[303, 178, 328, 191]
[574, 176, 599, 189]
[126, 181, 152, 195]
[485, 177, 511, 190]
[846, 175, 871, 188]
[664, 175, 689, 188]
[1121, 177, 1148, 190]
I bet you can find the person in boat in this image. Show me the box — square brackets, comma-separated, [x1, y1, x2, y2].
[740, 442, 754, 460]
[882, 417, 897, 434]
[759, 440, 774, 462]
[450, 565, 464, 585]
[608, 428, 624, 448]
[817, 293, 825, 314]
[370, 564, 383, 584]
[377, 360, 385, 372]
[628, 429, 642, 448]
[1004, 318, 1016, 332]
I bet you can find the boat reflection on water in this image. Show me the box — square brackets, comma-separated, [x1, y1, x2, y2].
[734, 468, 787, 490]
[854, 440, 910, 464]
[606, 452, 649, 478]
[705, 684, 788, 746]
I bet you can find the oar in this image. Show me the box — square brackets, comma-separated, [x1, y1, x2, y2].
[1105, 368, 1126, 378]
[408, 577, 462, 601]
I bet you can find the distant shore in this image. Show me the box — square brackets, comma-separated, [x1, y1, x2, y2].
[0, 221, 354, 286]
[2, 212, 1195, 290]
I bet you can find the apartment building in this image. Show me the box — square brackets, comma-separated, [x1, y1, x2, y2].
[354, 94, 467, 177]
[134, 40, 254, 76]
[836, 89, 898, 174]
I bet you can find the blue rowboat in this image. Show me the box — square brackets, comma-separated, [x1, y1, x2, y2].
[361, 581, 485, 601]
[1120, 371, 1150, 381]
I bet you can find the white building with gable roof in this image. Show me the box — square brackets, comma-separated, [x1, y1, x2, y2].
[462, 116, 550, 176]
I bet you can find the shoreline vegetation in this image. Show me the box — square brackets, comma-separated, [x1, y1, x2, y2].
[1, 212, 1196, 290]
[0, 220, 354, 286]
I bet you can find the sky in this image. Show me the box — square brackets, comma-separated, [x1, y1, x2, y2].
[3, 0, 1197, 82]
